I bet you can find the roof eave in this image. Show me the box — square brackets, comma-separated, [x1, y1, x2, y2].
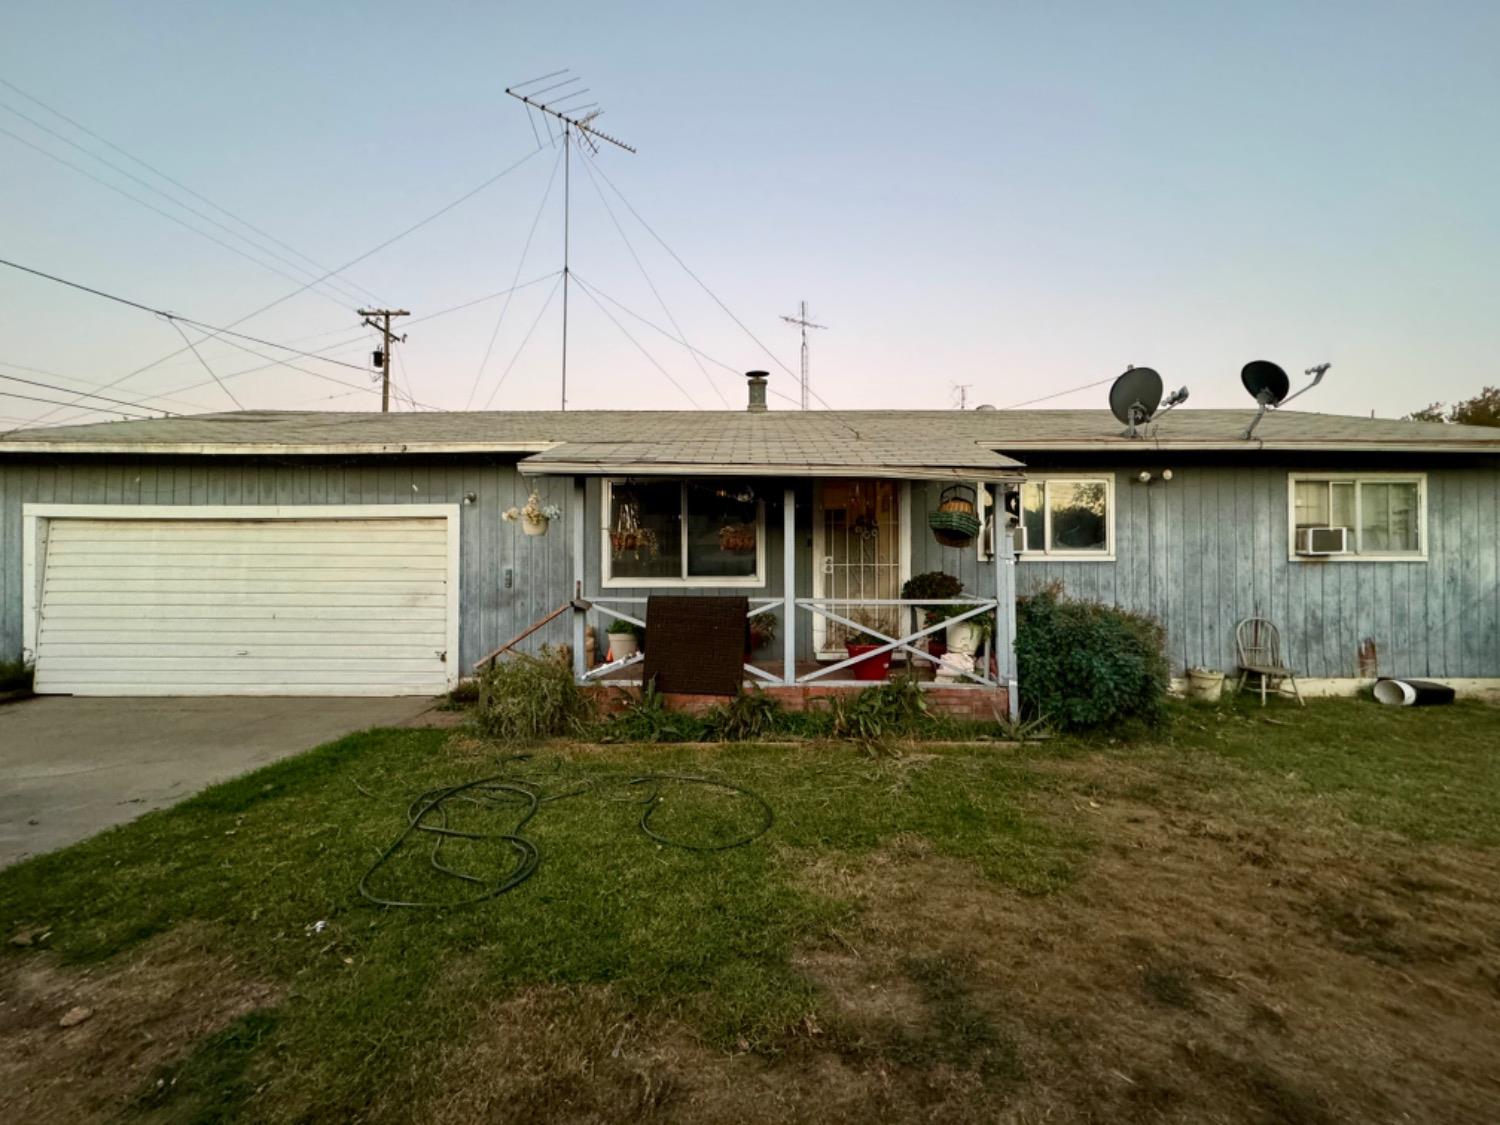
[0, 440, 559, 456]
[994, 440, 1500, 454]
[520, 461, 1025, 482]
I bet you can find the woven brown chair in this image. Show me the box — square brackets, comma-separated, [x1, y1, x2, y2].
[1234, 617, 1304, 706]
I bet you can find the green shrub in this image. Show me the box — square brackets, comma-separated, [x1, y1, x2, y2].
[901, 571, 964, 624]
[704, 689, 785, 741]
[596, 682, 709, 743]
[474, 648, 592, 742]
[1015, 588, 1167, 730]
[0, 658, 34, 693]
[823, 675, 933, 747]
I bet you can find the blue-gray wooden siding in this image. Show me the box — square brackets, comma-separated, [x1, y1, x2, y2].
[6, 459, 1494, 681]
[1006, 465, 1500, 679]
[0, 457, 576, 672]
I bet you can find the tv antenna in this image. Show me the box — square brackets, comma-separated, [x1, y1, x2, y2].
[505, 70, 635, 410]
[1240, 360, 1330, 438]
[1108, 365, 1189, 438]
[780, 300, 826, 411]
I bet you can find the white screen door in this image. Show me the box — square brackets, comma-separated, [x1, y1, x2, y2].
[811, 480, 909, 658]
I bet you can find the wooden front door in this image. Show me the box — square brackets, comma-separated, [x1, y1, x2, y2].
[811, 480, 909, 658]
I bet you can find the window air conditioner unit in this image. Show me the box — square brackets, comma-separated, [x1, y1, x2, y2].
[1297, 526, 1347, 556]
[1012, 525, 1029, 554]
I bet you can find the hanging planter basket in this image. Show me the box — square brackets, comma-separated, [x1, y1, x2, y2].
[718, 523, 757, 554]
[928, 485, 981, 547]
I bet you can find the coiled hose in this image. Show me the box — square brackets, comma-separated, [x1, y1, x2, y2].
[357, 765, 772, 909]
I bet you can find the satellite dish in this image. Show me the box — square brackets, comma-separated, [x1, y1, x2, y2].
[1241, 361, 1290, 406]
[1109, 366, 1164, 436]
[1240, 360, 1331, 438]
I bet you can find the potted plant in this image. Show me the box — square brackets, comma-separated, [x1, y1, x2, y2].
[901, 571, 963, 663]
[606, 621, 644, 661]
[747, 613, 778, 657]
[844, 617, 893, 682]
[503, 492, 562, 537]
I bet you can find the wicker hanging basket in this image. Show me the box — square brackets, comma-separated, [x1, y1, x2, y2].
[928, 484, 981, 547]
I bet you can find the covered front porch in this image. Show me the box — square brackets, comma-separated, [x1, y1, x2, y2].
[528, 463, 1022, 720]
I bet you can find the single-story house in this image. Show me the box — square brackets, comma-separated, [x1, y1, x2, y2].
[3, 372, 1499, 711]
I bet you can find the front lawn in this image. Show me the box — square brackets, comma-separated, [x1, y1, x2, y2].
[3, 699, 1499, 1123]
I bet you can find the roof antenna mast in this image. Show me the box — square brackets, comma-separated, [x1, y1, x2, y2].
[780, 300, 826, 411]
[505, 71, 636, 411]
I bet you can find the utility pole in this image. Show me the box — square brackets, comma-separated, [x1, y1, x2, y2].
[505, 71, 635, 410]
[952, 382, 973, 410]
[780, 300, 827, 410]
[358, 308, 409, 412]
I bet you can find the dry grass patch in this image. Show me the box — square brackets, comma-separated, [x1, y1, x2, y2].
[0, 925, 280, 1124]
[788, 778, 1500, 1125]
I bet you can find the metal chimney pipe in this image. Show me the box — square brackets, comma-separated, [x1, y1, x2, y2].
[746, 370, 769, 412]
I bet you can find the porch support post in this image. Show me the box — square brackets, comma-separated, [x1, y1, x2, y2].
[994, 481, 1019, 720]
[782, 485, 796, 686]
[572, 475, 587, 682]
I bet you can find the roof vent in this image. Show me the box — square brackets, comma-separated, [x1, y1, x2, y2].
[746, 370, 769, 413]
[974, 403, 996, 411]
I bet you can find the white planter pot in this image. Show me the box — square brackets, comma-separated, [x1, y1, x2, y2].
[1186, 668, 1224, 701]
[946, 620, 981, 656]
[522, 514, 550, 537]
[608, 633, 638, 661]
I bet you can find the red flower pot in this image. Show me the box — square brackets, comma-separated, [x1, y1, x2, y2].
[845, 643, 892, 681]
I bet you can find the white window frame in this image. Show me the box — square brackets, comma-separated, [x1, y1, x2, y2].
[601, 478, 767, 588]
[1286, 472, 1427, 562]
[1004, 474, 1115, 562]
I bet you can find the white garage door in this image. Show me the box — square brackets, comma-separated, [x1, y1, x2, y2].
[33, 515, 454, 696]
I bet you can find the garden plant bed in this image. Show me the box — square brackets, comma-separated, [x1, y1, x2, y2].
[2, 701, 1499, 1122]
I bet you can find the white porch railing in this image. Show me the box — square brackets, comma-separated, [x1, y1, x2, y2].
[568, 480, 1019, 718]
[576, 595, 1000, 689]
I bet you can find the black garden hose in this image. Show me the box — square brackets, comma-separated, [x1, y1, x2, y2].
[356, 766, 773, 910]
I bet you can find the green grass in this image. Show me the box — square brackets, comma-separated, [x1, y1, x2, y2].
[0, 731, 1080, 1121]
[1156, 697, 1500, 846]
[3, 697, 1499, 1121]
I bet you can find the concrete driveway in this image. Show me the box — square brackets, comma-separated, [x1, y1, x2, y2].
[0, 696, 440, 868]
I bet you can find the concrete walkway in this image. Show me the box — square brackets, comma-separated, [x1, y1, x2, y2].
[0, 696, 439, 868]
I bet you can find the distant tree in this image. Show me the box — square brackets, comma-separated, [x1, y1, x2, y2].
[1405, 387, 1500, 427]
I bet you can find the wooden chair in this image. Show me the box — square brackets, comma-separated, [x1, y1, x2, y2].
[1234, 617, 1304, 706]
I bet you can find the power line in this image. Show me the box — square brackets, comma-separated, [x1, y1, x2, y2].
[577, 153, 730, 407]
[0, 387, 155, 418]
[161, 318, 244, 409]
[0, 358, 203, 412]
[402, 272, 562, 328]
[0, 96, 373, 308]
[0, 76, 383, 306]
[587, 159, 798, 386]
[0, 257, 378, 374]
[480, 274, 566, 410]
[13, 143, 547, 425]
[1000, 376, 1117, 410]
[465, 144, 565, 409]
[0, 123, 356, 315]
[0, 371, 174, 415]
[570, 274, 806, 409]
[572, 281, 700, 409]
[571, 274, 740, 374]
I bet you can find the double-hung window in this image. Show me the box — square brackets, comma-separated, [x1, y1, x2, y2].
[603, 479, 765, 586]
[1288, 474, 1426, 559]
